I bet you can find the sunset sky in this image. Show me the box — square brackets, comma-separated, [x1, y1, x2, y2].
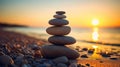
[0, 0, 120, 27]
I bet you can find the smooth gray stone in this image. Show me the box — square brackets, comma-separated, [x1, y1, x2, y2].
[14, 54, 24, 65]
[40, 45, 80, 59]
[22, 64, 28, 67]
[0, 52, 5, 56]
[56, 11, 65, 15]
[69, 63, 77, 67]
[48, 36, 76, 45]
[53, 56, 68, 64]
[57, 63, 67, 67]
[49, 19, 69, 26]
[53, 15, 66, 19]
[0, 55, 14, 65]
[46, 26, 71, 35]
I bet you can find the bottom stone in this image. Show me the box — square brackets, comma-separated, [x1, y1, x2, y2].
[40, 45, 80, 59]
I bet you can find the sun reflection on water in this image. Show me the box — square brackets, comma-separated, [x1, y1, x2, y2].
[90, 25, 102, 59]
[92, 27, 99, 42]
[92, 45, 98, 49]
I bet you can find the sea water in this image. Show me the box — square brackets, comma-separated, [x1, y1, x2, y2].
[5, 27, 120, 46]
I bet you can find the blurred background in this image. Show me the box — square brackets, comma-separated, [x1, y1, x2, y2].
[0, 0, 120, 27]
[0, 0, 120, 51]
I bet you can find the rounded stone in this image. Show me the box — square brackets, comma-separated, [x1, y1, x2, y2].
[34, 50, 42, 58]
[0, 55, 14, 65]
[56, 11, 65, 15]
[48, 36, 76, 45]
[57, 63, 67, 67]
[46, 26, 71, 35]
[69, 63, 77, 67]
[49, 19, 69, 26]
[0, 52, 5, 56]
[53, 56, 68, 64]
[40, 45, 80, 59]
[53, 15, 66, 19]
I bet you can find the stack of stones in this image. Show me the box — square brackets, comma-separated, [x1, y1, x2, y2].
[41, 11, 79, 59]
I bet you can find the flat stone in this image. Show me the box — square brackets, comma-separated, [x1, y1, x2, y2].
[53, 15, 66, 19]
[22, 64, 29, 67]
[0, 55, 14, 65]
[48, 36, 76, 45]
[46, 26, 71, 35]
[100, 53, 111, 57]
[53, 56, 68, 64]
[85, 63, 90, 66]
[110, 57, 118, 60]
[57, 63, 67, 67]
[49, 19, 69, 26]
[81, 54, 88, 58]
[40, 45, 80, 59]
[34, 50, 42, 58]
[82, 48, 88, 51]
[29, 44, 40, 50]
[14, 54, 24, 65]
[88, 49, 94, 54]
[43, 62, 51, 67]
[56, 11, 65, 15]
[69, 63, 77, 67]
[0, 52, 5, 56]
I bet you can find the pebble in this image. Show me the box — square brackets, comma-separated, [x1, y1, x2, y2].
[30, 44, 40, 50]
[99, 60, 104, 63]
[68, 60, 77, 64]
[85, 63, 90, 66]
[14, 54, 24, 66]
[88, 49, 94, 54]
[0, 52, 5, 56]
[110, 57, 118, 60]
[41, 45, 80, 59]
[81, 54, 88, 58]
[48, 36, 76, 45]
[53, 15, 66, 19]
[22, 64, 28, 67]
[77, 64, 82, 67]
[34, 50, 42, 58]
[46, 26, 71, 35]
[100, 53, 111, 57]
[57, 63, 67, 67]
[44, 62, 51, 67]
[53, 56, 68, 64]
[0, 55, 14, 65]
[36, 58, 48, 64]
[82, 48, 88, 51]
[49, 19, 69, 26]
[36, 64, 46, 67]
[56, 11, 65, 15]
[69, 63, 77, 67]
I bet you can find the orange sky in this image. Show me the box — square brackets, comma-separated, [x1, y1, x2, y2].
[0, 0, 120, 28]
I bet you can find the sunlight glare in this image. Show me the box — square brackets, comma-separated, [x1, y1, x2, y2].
[92, 19, 99, 26]
[92, 27, 99, 41]
[92, 45, 98, 49]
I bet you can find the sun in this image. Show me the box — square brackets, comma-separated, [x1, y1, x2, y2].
[92, 19, 99, 26]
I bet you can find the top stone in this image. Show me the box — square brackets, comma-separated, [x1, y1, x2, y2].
[56, 11, 65, 15]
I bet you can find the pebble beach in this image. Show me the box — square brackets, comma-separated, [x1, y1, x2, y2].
[1, 11, 120, 67]
[0, 28, 120, 67]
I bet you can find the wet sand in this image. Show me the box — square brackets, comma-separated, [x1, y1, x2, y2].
[78, 59, 120, 67]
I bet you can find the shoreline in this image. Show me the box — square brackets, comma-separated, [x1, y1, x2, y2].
[0, 28, 48, 45]
[0, 28, 120, 67]
[78, 40, 120, 47]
